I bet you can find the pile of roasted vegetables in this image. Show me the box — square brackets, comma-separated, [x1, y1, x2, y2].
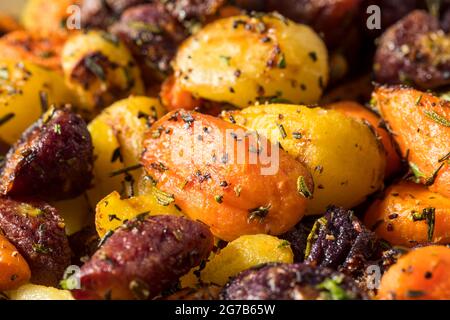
[0, 0, 449, 300]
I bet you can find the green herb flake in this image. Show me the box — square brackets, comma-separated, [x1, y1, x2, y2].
[278, 123, 287, 139]
[219, 55, 231, 66]
[278, 53, 287, 69]
[304, 217, 327, 258]
[277, 240, 290, 249]
[0, 67, 9, 80]
[424, 207, 435, 242]
[53, 123, 61, 134]
[153, 188, 175, 206]
[32, 243, 50, 254]
[409, 162, 425, 182]
[411, 207, 435, 241]
[317, 275, 354, 300]
[247, 204, 271, 223]
[423, 110, 450, 127]
[415, 95, 423, 105]
[297, 176, 313, 199]
[85, 56, 106, 81]
[214, 195, 224, 204]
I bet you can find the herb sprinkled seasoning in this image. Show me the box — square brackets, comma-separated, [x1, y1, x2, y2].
[424, 110, 450, 127]
[85, 56, 106, 81]
[109, 164, 142, 177]
[248, 204, 271, 223]
[0, 113, 15, 127]
[297, 176, 313, 199]
[278, 123, 287, 139]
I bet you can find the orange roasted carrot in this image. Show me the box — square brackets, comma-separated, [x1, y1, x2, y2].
[378, 245, 450, 300]
[327, 101, 402, 178]
[141, 110, 314, 241]
[364, 180, 450, 247]
[0, 233, 31, 291]
[373, 86, 450, 197]
[0, 30, 64, 71]
[160, 75, 201, 111]
[0, 14, 21, 34]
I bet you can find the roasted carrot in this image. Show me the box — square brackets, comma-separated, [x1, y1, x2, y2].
[0, 14, 21, 35]
[327, 101, 402, 178]
[0, 233, 31, 291]
[378, 245, 450, 300]
[141, 110, 313, 241]
[160, 75, 201, 111]
[0, 30, 64, 71]
[364, 180, 450, 247]
[373, 86, 450, 197]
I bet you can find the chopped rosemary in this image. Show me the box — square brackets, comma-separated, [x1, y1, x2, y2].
[424, 207, 435, 242]
[39, 91, 49, 112]
[415, 95, 423, 105]
[153, 188, 175, 206]
[277, 240, 290, 249]
[439, 151, 450, 163]
[0, 113, 15, 126]
[109, 164, 142, 177]
[411, 207, 435, 241]
[297, 176, 313, 199]
[247, 204, 271, 223]
[304, 217, 327, 259]
[425, 163, 445, 186]
[278, 53, 286, 69]
[32, 243, 50, 254]
[85, 56, 106, 81]
[110, 147, 123, 163]
[98, 230, 114, 247]
[278, 123, 287, 139]
[409, 162, 425, 182]
[423, 110, 450, 127]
